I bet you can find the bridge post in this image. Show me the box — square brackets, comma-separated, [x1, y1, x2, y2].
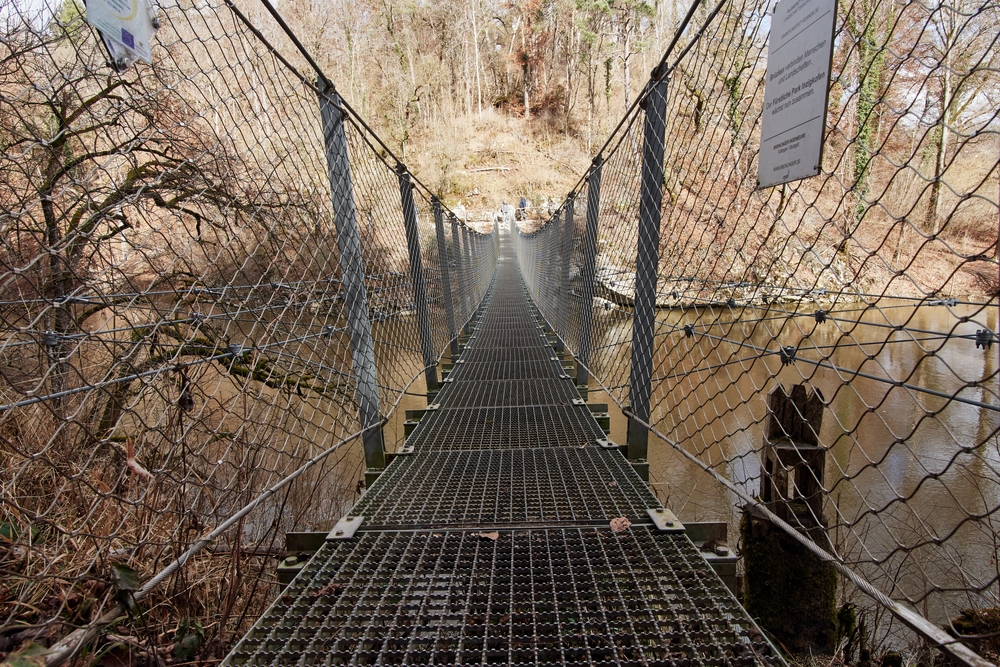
[317, 80, 384, 479]
[397, 164, 439, 393]
[555, 197, 574, 353]
[451, 219, 469, 334]
[462, 225, 474, 333]
[540, 210, 559, 322]
[433, 198, 459, 357]
[626, 74, 669, 478]
[576, 156, 602, 388]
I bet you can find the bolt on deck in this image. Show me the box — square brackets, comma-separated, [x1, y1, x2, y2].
[223, 226, 784, 667]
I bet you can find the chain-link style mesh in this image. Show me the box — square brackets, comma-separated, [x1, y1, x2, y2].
[0, 0, 496, 660]
[516, 0, 998, 660]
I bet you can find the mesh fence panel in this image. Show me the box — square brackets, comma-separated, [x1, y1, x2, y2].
[0, 0, 495, 659]
[516, 0, 998, 658]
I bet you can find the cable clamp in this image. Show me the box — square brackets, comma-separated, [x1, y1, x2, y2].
[228, 344, 249, 358]
[779, 345, 796, 365]
[975, 329, 995, 350]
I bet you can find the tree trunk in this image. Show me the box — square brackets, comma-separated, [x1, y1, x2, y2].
[622, 13, 631, 109]
[42, 145, 72, 405]
[463, 33, 471, 116]
[470, 0, 482, 118]
[851, 0, 886, 232]
[928, 51, 952, 235]
[522, 16, 530, 119]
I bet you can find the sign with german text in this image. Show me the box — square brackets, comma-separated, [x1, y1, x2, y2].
[757, 0, 836, 189]
[86, 0, 155, 64]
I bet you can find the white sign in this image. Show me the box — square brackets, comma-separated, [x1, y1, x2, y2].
[757, 0, 836, 189]
[86, 0, 156, 64]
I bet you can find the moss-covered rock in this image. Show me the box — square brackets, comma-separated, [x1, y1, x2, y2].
[947, 607, 1000, 663]
[741, 510, 839, 653]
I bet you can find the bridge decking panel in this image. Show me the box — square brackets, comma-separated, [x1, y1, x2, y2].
[445, 360, 568, 382]
[226, 528, 780, 667]
[350, 448, 659, 528]
[432, 378, 580, 408]
[452, 347, 558, 364]
[406, 405, 606, 450]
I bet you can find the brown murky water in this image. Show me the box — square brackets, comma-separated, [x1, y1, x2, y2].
[585, 300, 1000, 627]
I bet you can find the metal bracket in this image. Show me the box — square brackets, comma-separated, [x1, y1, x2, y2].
[558, 374, 571, 380]
[572, 398, 587, 406]
[426, 403, 440, 411]
[326, 515, 364, 541]
[397, 444, 415, 455]
[647, 508, 684, 532]
[597, 438, 618, 449]
[442, 377, 454, 383]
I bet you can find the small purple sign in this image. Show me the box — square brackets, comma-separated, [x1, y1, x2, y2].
[121, 28, 134, 48]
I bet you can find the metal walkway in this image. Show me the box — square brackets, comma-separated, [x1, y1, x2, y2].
[222, 226, 782, 667]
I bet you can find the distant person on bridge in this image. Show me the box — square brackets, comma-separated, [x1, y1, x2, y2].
[518, 196, 527, 221]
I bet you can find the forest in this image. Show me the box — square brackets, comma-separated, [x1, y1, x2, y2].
[266, 0, 998, 301]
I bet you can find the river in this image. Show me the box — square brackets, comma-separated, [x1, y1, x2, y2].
[585, 299, 999, 635]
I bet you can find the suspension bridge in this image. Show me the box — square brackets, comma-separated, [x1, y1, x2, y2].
[221, 224, 783, 666]
[0, 0, 997, 665]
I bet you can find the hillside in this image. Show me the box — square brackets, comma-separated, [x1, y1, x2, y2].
[408, 108, 591, 225]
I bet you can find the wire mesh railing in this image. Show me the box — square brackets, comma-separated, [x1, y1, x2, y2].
[0, 0, 496, 661]
[514, 0, 998, 662]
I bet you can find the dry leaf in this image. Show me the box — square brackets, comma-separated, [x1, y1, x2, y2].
[125, 437, 153, 481]
[607, 480, 618, 487]
[609, 517, 631, 533]
[477, 531, 500, 541]
[316, 582, 346, 598]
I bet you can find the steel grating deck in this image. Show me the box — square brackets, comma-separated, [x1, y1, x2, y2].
[432, 379, 579, 408]
[223, 227, 783, 667]
[407, 405, 606, 451]
[349, 448, 658, 528]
